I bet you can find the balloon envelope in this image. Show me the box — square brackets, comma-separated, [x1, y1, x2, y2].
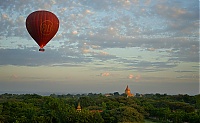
[26, 10, 59, 51]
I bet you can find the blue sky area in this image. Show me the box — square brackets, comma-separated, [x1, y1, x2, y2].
[0, 0, 199, 95]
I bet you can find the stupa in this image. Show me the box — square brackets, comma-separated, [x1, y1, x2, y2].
[125, 85, 134, 97]
[76, 102, 81, 112]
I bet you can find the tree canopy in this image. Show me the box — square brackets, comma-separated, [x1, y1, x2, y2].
[0, 93, 199, 123]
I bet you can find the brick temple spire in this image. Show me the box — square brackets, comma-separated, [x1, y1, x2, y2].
[125, 85, 134, 97]
[77, 102, 81, 112]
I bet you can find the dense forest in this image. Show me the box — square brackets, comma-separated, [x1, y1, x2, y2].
[0, 93, 199, 123]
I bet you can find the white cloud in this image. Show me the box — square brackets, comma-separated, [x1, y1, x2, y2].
[0, 0, 198, 67]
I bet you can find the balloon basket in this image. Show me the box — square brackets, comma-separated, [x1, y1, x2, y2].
[39, 48, 45, 52]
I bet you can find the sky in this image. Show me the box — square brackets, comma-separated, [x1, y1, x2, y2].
[0, 0, 199, 95]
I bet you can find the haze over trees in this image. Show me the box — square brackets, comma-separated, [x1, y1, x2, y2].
[0, 93, 199, 123]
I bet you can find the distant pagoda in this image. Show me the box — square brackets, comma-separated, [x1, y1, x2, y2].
[125, 85, 134, 97]
[76, 102, 81, 112]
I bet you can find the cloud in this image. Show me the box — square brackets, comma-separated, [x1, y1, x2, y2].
[176, 75, 199, 79]
[147, 48, 156, 51]
[10, 74, 19, 79]
[154, 1, 198, 21]
[152, 1, 198, 38]
[0, 48, 91, 66]
[122, 58, 177, 72]
[128, 74, 141, 82]
[135, 74, 141, 81]
[0, 0, 198, 68]
[128, 74, 134, 79]
[174, 70, 197, 73]
[82, 48, 91, 54]
[85, 9, 93, 14]
[72, 30, 78, 35]
[100, 72, 110, 77]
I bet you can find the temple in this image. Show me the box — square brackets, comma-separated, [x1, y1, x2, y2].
[125, 85, 134, 97]
[76, 102, 81, 112]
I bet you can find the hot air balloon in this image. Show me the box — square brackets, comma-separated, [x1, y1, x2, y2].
[26, 10, 59, 51]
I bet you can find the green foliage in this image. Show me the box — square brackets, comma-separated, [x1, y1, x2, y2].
[195, 94, 200, 109]
[0, 93, 199, 123]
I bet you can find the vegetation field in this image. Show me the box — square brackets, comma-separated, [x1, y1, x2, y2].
[0, 93, 199, 123]
[144, 119, 158, 123]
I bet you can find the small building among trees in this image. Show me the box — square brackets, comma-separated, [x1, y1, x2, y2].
[125, 85, 134, 97]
